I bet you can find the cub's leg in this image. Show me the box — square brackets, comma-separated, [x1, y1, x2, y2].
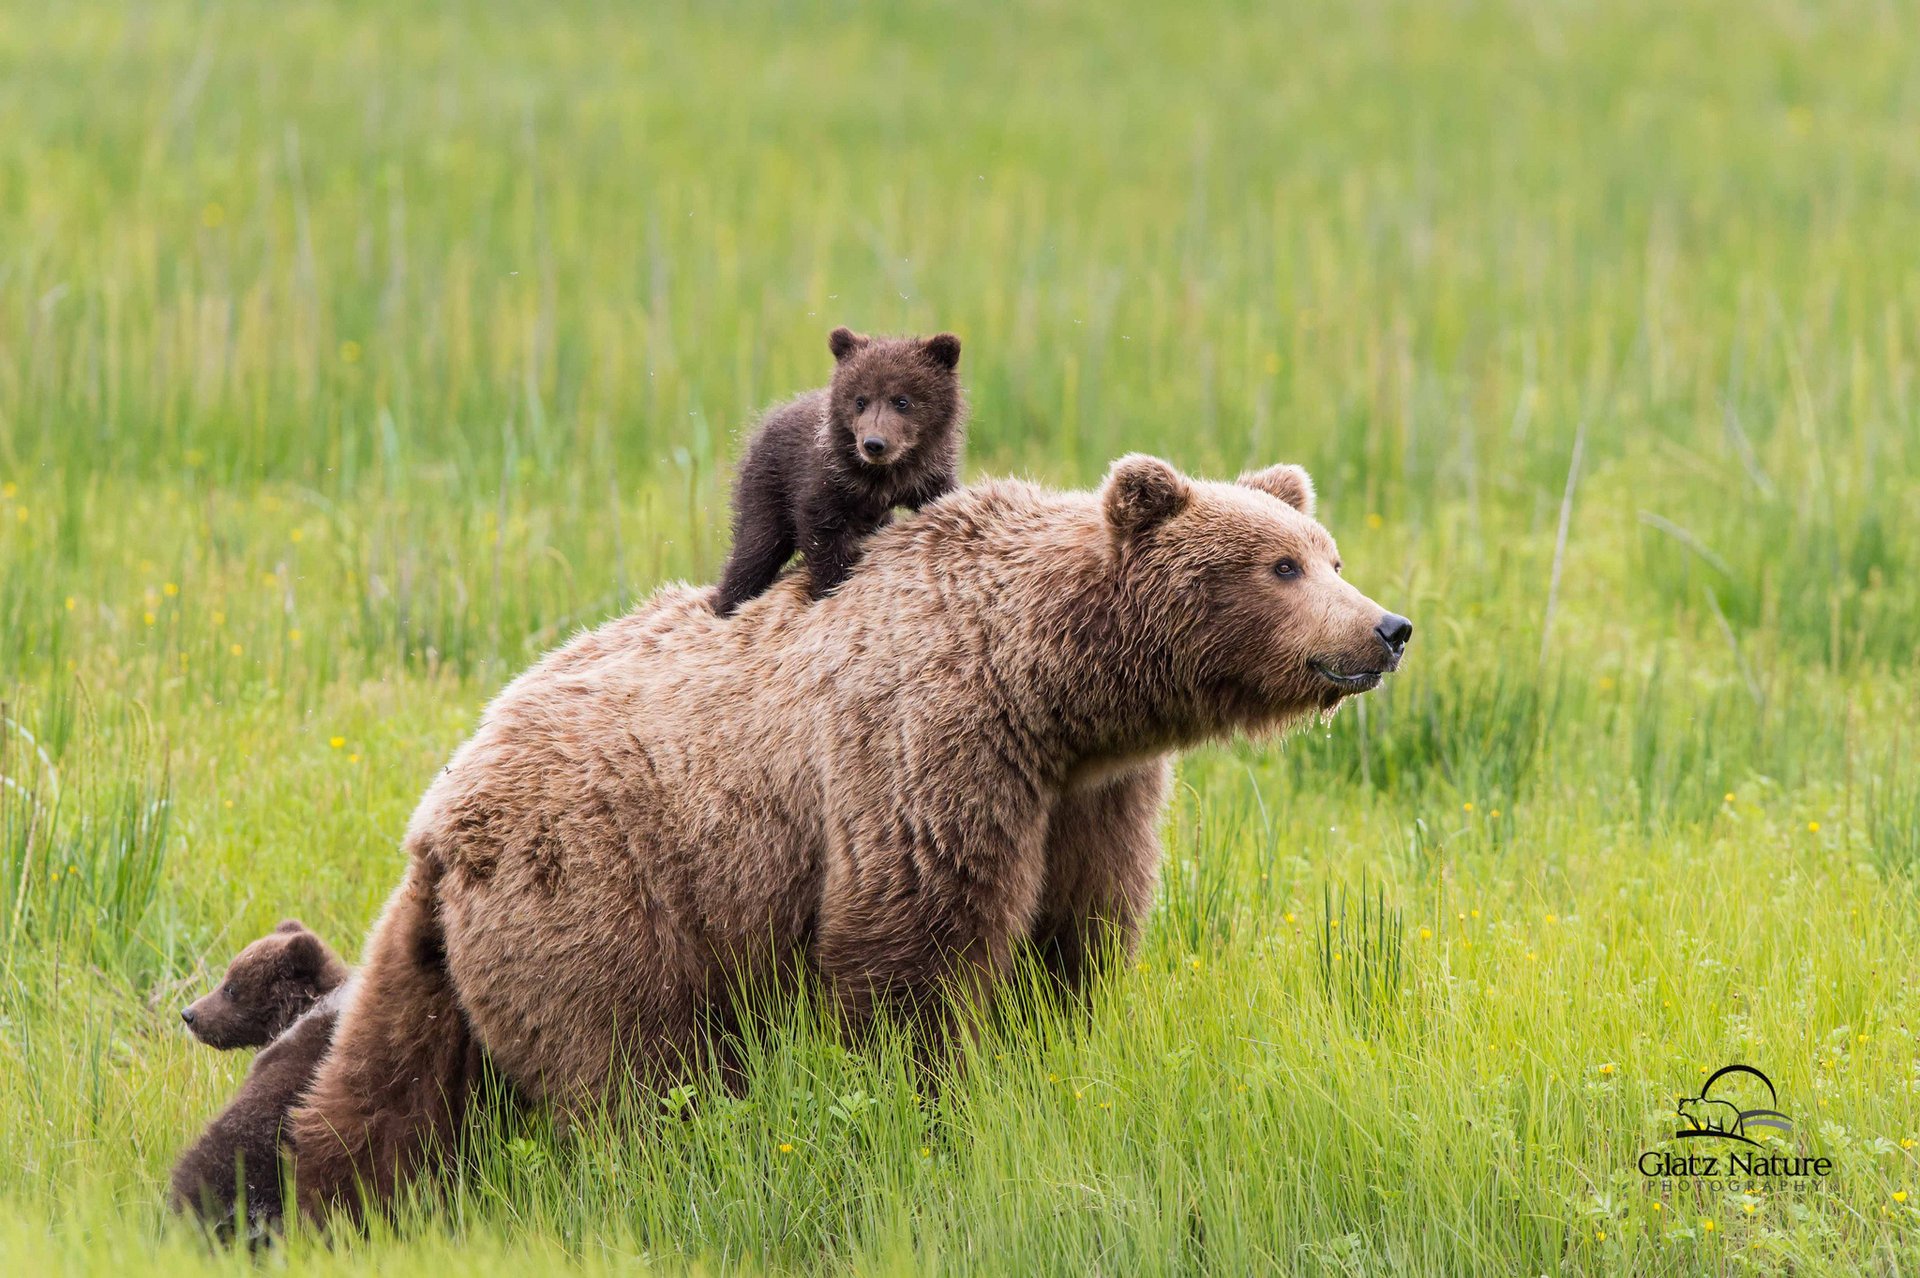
[1028, 760, 1171, 1002]
[798, 515, 865, 600]
[714, 478, 796, 615]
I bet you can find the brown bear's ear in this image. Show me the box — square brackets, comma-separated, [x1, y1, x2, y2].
[1238, 463, 1315, 517]
[922, 332, 961, 370]
[828, 327, 870, 362]
[1102, 454, 1192, 541]
[274, 918, 309, 935]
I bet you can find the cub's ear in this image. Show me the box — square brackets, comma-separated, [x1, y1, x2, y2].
[274, 918, 310, 935]
[1102, 454, 1192, 541]
[922, 332, 961, 370]
[279, 929, 326, 973]
[1238, 463, 1315, 517]
[828, 326, 869, 362]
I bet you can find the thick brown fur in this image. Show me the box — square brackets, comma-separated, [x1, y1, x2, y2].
[712, 326, 965, 614]
[170, 922, 350, 1234]
[287, 863, 488, 1225]
[290, 456, 1410, 1222]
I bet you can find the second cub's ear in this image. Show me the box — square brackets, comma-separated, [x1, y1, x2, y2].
[279, 929, 326, 972]
[275, 918, 310, 935]
[1102, 454, 1192, 541]
[828, 326, 869, 362]
[1238, 463, 1315, 517]
[922, 332, 961, 370]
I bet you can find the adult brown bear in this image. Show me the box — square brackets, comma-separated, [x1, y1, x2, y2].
[288, 455, 1411, 1220]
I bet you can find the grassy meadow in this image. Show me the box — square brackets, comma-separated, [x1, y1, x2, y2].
[4, 0, 1920, 1272]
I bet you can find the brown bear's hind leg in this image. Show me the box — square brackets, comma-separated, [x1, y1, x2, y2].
[288, 867, 482, 1226]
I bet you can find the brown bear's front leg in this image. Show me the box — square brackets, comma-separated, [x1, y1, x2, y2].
[1028, 760, 1171, 1003]
[812, 808, 1047, 1071]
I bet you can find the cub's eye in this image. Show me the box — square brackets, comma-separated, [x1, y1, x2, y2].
[892, 396, 911, 412]
[1333, 560, 1343, 574]
[1274, 559, 1300, 579]
[853, 396, 869, 411]
[222, 984, 236, 998]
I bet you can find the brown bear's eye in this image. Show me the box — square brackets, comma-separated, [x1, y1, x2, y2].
[854, 396, 869, 411]
[1274, 559, 1299, 579]
[892, 396, 911, 412]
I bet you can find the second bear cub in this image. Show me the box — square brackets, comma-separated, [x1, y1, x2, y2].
[171, 920, 351, 1234]
[713, 326, 965, 615]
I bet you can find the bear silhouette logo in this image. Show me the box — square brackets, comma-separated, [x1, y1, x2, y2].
[1675, 1064, 1793, 1146]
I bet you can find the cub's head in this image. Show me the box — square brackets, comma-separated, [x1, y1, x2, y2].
[1100, 454, 1411, 733]
[825, 327, 964, 469]
[180, 919, 349, 1049]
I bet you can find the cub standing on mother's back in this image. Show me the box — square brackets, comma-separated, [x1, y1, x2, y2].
[712, 326, 965, 615]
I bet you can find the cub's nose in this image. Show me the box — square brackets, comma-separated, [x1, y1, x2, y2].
[180, 1007, 196, 1026]
[1374, 613, 1413, 658]
[860, 436, 887, 459]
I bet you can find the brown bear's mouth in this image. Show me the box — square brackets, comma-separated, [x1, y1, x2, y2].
[1311, 661, 1387, 693]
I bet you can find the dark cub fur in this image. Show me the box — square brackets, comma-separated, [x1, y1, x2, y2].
[712, 326, 965, 615]
[171, 920, 351, 1236]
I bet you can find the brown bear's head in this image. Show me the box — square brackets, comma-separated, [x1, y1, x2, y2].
[180, 919, 349, 1049]
[825, 327, 964, 469]
[1100, 453, 1411, 736]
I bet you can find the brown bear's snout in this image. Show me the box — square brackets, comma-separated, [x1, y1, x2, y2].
[1374, 613, 1413, 664]
[860, 435, 889, 460]
[180, 1006, 196, 1026]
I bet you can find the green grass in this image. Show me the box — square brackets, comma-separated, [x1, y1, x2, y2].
[3, 0, 1919, 1272]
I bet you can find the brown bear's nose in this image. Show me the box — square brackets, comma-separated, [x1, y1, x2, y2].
[180, 1007, 196, 1025]
[1374, 613, 1413, 658]
[861, 436, 887, 459]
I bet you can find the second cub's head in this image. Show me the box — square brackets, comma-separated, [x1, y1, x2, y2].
[1100, 454, 1413, 735]
[180, 920, 349, 1049]
[825, 327, 964, 468]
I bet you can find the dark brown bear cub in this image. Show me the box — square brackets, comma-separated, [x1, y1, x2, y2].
[712, 326, 964, 615]
[171, 920, 350, 1235]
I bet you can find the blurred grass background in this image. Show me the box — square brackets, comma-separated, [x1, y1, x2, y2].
[1, 0, 1918, 1273]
